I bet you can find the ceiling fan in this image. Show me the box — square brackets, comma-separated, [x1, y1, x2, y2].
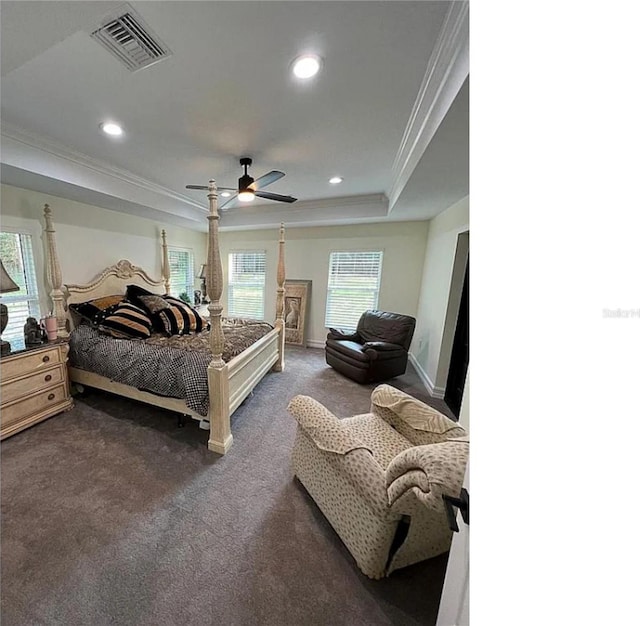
[186, 157, 297, 210]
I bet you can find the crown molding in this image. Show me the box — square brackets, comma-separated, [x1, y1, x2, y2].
[387, 0, 469, 211]
[1, 122, 206, 212]
[219, 193, 388, 230]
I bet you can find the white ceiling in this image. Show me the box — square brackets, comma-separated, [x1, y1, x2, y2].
[0, 1, 469, 232]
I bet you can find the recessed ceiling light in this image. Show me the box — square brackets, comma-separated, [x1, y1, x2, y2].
[329, 176, 343, 184]
[292, 54, 322, 79]
[220, 191, 231, 197]
[100, 122, 123, 136]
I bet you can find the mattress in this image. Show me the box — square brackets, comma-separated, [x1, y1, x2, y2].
[69, 320, 274, 416]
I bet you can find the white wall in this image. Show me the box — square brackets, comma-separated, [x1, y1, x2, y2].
[411, 195, 469, 395]
[0, 184, 207, 314]
[219, 221, 430, 346]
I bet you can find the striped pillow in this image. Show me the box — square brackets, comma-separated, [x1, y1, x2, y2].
[69, 295, 125, 326]
[157, 296, 207, 336]
[99, 302, 153, 339]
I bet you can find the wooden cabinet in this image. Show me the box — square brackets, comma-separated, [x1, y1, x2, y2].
[1, 341, 73, 440]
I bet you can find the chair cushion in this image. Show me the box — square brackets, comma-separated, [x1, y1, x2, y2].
[357, 311, 416, 350]
[341, 414, 412, 469]
[326, 338, 371, 363]
[371, 385, 467, 445]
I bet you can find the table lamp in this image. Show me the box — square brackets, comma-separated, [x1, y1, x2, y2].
[0, 258, 21, 355]
[198, 264, 208, 301]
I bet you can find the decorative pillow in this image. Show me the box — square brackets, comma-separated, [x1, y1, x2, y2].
[126, 284, 160, 311]
[157, 295, 207, 336]
[69, 295, 125, 326]
[138, 294, 171, 314]
[125, 284, 169, 333]
[99, 302, 153, 339]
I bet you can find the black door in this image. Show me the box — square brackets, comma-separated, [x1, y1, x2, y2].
[445, 258, 469, 418]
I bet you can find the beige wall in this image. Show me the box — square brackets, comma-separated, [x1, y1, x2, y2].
[0, 184, 207, 314]
[219, 221, 430, 345]
[1, 184, 429, 348]
[411, 195, 469, 395]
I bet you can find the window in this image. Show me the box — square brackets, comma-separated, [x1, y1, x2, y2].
[0, 232, 41, 342]
[228, 251, 266, 319]
[325, 250, 384, 330]
[168, 247, 195, 303]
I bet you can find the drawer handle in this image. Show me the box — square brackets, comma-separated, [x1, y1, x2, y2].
[43, 355, 50, 363]
[45, 374, 52, 382]
[48, 393, 56, 401]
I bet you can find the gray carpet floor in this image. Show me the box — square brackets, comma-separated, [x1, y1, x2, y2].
[1, 347, 453, 626]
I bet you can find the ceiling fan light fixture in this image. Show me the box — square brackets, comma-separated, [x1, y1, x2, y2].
[292, 54, 322, 79]
[220, 191, 232, 197]
[238, 190, 255, 202]
[329, 176, 343, 184]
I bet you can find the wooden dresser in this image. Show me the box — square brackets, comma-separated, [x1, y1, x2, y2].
[0, 341, 73, 440]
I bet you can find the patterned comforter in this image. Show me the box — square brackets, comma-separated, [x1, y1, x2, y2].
[68, 319, 274, 416]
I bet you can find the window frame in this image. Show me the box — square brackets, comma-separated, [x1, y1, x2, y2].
[227, 249, 267, 320]
[0, 229, 42, 343]
[167, 246, 195, 303]
[324, 249, 384, 331]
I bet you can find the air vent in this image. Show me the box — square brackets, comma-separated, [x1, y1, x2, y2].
[91, 5, 171, 72]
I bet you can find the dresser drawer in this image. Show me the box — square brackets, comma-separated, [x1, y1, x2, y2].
[1, 365, 65, 405]
[1, 347, 62, 382]
[0, 384, 69, 429]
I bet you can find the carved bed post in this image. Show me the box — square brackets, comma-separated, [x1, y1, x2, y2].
[43, 204, 68, 338]
[161, 229, 171, 294]
[205, 179, 232, 454]
[273, 223, 286, 372]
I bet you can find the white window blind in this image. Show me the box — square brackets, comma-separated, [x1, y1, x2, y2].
[168, 248, 194, 303]
[0, 232, 41, 342]
[325, 251, 383, 330]
[228, 251, 266, 319]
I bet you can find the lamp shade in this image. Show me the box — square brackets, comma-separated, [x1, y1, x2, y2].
[198, 264, 207, 280]
[0, 259, 20, 294]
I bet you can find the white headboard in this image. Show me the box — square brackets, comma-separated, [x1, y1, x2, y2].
[65, 259, 165, 330]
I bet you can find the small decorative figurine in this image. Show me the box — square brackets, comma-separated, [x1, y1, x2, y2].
[24, 317, 45, 346]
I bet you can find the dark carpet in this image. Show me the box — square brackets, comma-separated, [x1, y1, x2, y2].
[1, 347, 452, 626]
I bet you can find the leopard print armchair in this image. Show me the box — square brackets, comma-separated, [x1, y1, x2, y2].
[288, 384, 468, 579]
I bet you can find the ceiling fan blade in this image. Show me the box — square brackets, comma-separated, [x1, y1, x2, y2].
[252, 170, 285, 190]
[186, 184, 236, 191]
[219, 193, 239, 210]
[255, 190, 297, 203]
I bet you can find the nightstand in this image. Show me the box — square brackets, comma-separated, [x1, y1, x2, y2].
[0, 340, 73, 440]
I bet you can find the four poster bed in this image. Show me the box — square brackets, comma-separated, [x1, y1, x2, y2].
[42, 180, 286, 455]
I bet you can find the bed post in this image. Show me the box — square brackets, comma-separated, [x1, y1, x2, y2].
[273, 223, 286, 372]
[43, 204, 69, 338]
[205, 179, 232, 455]
[161, 229, 171, 294]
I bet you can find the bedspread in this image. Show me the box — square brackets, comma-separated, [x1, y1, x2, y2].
[68, 319, 274, 416]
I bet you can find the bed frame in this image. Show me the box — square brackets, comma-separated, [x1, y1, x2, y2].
[42, 180, 286, 455]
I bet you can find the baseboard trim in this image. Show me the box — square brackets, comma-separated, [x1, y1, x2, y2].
[408, 353, 446, 399]
[306, 340, 325, 349]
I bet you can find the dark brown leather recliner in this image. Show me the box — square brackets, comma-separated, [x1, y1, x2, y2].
[325, 310, 416, 383]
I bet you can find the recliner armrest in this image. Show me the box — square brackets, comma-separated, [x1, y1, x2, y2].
[363, 341, 404, 351]
[289, 396, 393, 518]
[327, 328, 360, 341]
[362, 341, 405, 359]
[385, 440, 469, 514]
[288, 395, 370, 455]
